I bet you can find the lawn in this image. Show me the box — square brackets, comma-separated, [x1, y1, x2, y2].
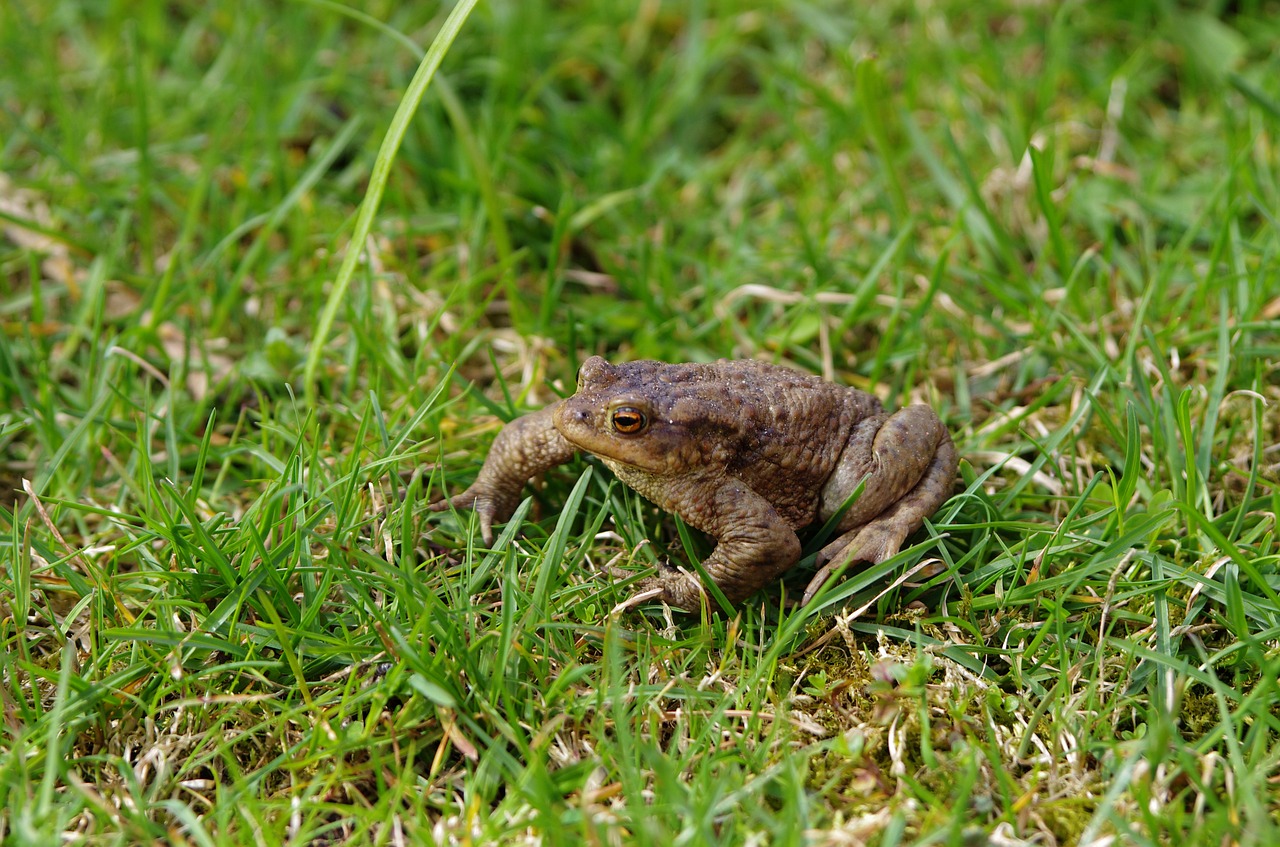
[2, 0, 1279, 844]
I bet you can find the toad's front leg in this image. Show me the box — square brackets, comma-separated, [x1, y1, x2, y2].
[626, 475, 801, 611]
[429, 403, 577, 544]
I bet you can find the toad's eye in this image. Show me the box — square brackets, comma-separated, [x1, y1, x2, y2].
[610, 406, 647, 434]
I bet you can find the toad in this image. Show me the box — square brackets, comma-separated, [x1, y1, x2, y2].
[430, 357, 957, 610]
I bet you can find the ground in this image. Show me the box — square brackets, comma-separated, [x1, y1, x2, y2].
[1, 1, 1279, 845]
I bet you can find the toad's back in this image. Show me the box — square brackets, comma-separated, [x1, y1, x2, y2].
[560, 358, 885, 528]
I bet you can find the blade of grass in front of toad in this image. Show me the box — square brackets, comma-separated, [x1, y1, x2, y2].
[303, 0, 482, 400]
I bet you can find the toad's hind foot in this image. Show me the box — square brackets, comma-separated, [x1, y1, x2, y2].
[801, 433, 957, 606]
[802, 520, 913, 605]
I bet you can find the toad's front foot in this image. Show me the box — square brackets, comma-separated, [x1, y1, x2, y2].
[428, 483, 519, 546]
[606, 562, 708, 613]
[429, 404, 578, 545]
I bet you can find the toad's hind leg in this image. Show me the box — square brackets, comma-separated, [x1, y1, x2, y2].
[804, 408, 957, 605]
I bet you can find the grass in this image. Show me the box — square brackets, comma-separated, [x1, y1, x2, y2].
[2, 0, 1279, 843]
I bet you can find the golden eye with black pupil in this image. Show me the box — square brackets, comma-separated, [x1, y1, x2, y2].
[610, 406, 646, 434]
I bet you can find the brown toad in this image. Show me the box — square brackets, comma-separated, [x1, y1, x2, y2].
[430, 357, 957, 610]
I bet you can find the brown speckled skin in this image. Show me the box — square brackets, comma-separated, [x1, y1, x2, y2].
[431, 356, 957, 611]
